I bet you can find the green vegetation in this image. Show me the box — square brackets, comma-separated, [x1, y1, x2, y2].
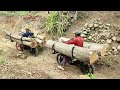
[45, 11, 70, 37]
[0, 56, 5, 64]
[86, 73, 96, 79]
[0, 11, 30, 16]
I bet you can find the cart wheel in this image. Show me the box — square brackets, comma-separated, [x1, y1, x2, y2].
[79, 62, 94, 75]
[56, 54, 65, 66]
[30, 48, 39, 56]
[16, 42, 23, 51]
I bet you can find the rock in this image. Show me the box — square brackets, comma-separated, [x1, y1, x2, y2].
[81, 33, 86, 37]
[27, 72, 32, 75]
[88, 23, 93, 28]
[116, 37, 120, 43]
[99, 25, 104, 29]
[82, 27, 87, 31]
[88, 36, 92, 40]
[112, 49, 119, 55]
[93, 24, 99, 28]
[112, 36, 117, 41]
[117, 45, 120, 51]
[107, 39, 112, 44]
[84, 23, 88, 28]
[106, 24, 111, 27]
[112, 46, 116, 50]
[101, 40, 105, 43]
[87, 27, 90, 30]
[82, 31, 88, 35]
[104, 26, 109, 30]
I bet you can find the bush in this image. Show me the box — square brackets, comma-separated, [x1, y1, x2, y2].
[45, 11, 70, 37]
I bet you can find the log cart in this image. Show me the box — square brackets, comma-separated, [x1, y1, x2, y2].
[5, 31, 45, 56]
[46, 40, 99, 75]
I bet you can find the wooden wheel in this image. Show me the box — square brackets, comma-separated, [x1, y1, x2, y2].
[16, 42, 23, 51]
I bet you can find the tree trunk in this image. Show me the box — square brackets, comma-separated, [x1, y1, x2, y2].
[5, 30, 33, 42]
[46, 40, 98, 64]
[4, 30, 41, 48]
[59, 37, 109, 57]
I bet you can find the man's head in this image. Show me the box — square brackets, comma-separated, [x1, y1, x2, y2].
[25, 28, 31, 33]
[73, 30, 81, 37]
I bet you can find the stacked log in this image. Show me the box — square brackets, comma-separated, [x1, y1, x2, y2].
[4, 30, 43, 48]
[46, 40, 99, 64]
[59, 37, 109, 57]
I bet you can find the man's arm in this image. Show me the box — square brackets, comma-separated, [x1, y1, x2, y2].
[66, 39, 76, 44]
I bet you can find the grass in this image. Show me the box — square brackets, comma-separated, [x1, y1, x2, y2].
[0, 56, 5, 64]
[0, 11, 30, 16]
[86, 73, 96, 79]
[45, 11, 70, 37]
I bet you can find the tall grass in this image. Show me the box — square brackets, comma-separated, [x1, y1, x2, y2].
[45, 11, 70, 37]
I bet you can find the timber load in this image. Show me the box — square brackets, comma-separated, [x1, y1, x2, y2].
[46, 40, 99, 64]
[4, 30, 44, 48]
[59, 37, 109, 57]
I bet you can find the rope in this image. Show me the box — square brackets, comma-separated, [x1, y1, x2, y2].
[71, 46, 75, 59]
[20, 36, 23, 44]
[52, 43, 58, 54]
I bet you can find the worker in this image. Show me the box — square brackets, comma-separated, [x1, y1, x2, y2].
[22, 28, 34, 38]
[21, 28, 35, 50]
[58, 30, 84, 70]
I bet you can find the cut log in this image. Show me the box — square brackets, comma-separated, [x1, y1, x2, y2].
[59, 37, 109, 57]
[4, 30, 33, 42]
[46, 40, 99, 64]
[4, 30, 39, 48]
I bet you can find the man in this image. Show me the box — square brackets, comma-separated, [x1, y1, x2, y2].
[22, 28, 34, 37]
[58, 30, 84, 70]
[21, 28, 34, 50]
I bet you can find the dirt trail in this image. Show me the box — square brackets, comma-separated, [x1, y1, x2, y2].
[0, 11, 120, 79]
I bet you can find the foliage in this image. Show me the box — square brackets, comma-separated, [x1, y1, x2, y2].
[86, 73, 96, 79]
[0, 56, 5, 64]
[45, 11, 70, 37]
[0, 11, 30, 16]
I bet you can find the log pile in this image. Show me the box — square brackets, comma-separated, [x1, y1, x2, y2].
[46, 40, 99, 64]
[4, 30, 45, 48]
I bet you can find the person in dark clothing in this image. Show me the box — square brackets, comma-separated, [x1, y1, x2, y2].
[58, 31, 84, 70]
[22, 28, 34, 50]
[22, 28, 34, 37]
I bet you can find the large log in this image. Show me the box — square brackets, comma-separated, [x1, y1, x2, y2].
[34, 34, 46, 46]
[46, 40, 99, 64]
[59, 37, 109, 57]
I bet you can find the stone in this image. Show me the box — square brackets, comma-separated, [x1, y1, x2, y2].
[88, 23, 93, 28]
[93, 24, 99, 28]
[117, 45, 120, 51]
[88, 36, 92, 40]
[84, 23, 88, 28]
[82, 31, 88, 35]
[112, 49, 119, 55]
[81, 33, 86, 37]
[112, 46, 116, 50]
[116, 37, 120, 43]
[99, 25, 104, 29]
[107, 39, 112, 44]
[112, 36, 117, 41]
[106, 24, 111, 27]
